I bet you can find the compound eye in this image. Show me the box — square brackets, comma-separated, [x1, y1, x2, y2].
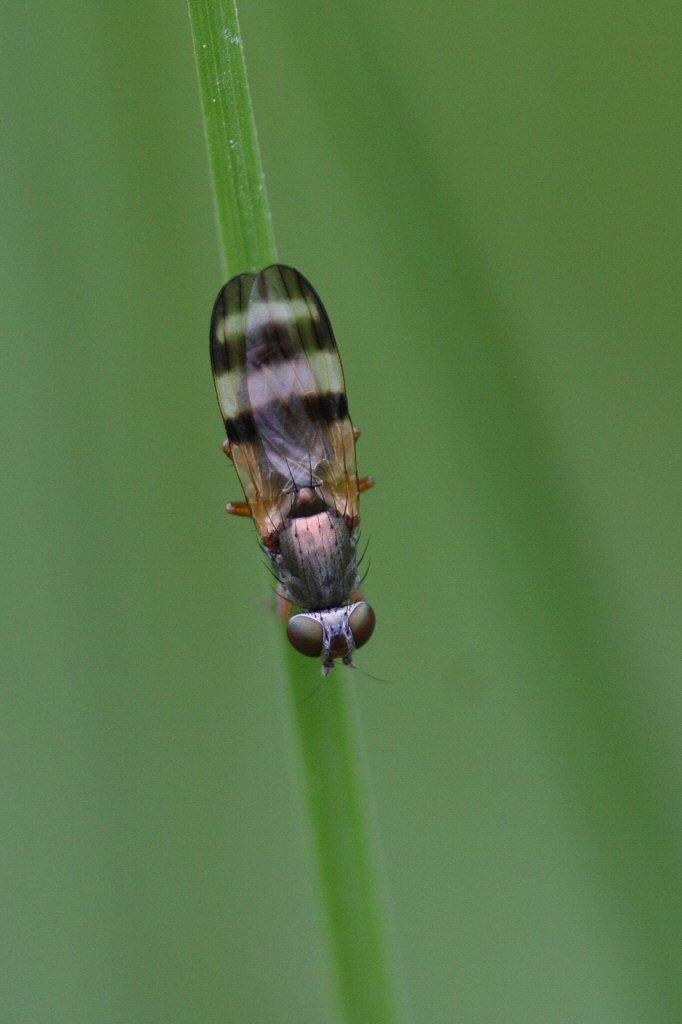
[348, 602, 376, 650]
[287, 615, 324, 658]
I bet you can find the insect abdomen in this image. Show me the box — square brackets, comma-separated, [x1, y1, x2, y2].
[276, 511, 358, 610]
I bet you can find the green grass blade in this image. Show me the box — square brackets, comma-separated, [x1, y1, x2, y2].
[187, 0, 276, 274]
[288, 651, 406, 1024]
[187, 4, 405, 1021]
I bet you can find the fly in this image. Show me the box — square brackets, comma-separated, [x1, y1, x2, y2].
[210, 264, 375, 674]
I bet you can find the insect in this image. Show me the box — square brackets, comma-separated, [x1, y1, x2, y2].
[210, 264, 376, 675]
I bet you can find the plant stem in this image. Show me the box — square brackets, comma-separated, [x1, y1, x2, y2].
[188, 4, 404, 1020]
[187, 0, 277, 274]
[288, 650, 405, 1024]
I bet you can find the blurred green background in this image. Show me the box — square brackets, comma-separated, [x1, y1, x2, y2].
[2, 2, 681, 1022]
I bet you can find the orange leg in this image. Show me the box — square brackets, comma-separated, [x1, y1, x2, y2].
[277, 590, 293, 621]
[226, 501, 252, 517]
[358, 475, 375, 493]
[222, 442, 251, 516]
[353, 426, 362, 441]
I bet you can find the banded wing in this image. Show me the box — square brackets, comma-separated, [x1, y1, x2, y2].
[210, 264, 359, 542]
[210, 270, 274, 533]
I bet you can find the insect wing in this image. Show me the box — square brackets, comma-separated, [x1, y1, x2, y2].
[210, 272, 285, 537]
[245, 265, 359, 524]
[210, 265, 360, 542]
[210, 271, 253, 427]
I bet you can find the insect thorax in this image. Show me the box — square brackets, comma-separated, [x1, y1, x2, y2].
[274, 510, 359, 611]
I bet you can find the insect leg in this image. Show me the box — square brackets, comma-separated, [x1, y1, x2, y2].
[358, 475, 375, 493]
[353, 426, 362, 441]
[222, 439, 233, 460]
[226, 501, 252, 517]
[277, 590, 293, 621]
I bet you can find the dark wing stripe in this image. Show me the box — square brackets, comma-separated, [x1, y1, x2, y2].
[274, 265, 306, 359]
[303, 392, 349, 424]
[209, 272, 254, 404]
[243, 268, 301, 372]
[225, 410, 258, 444]
[279, 264, 337, 354]
[224, 392, 348, 447]
[298, 275, 337, 353]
